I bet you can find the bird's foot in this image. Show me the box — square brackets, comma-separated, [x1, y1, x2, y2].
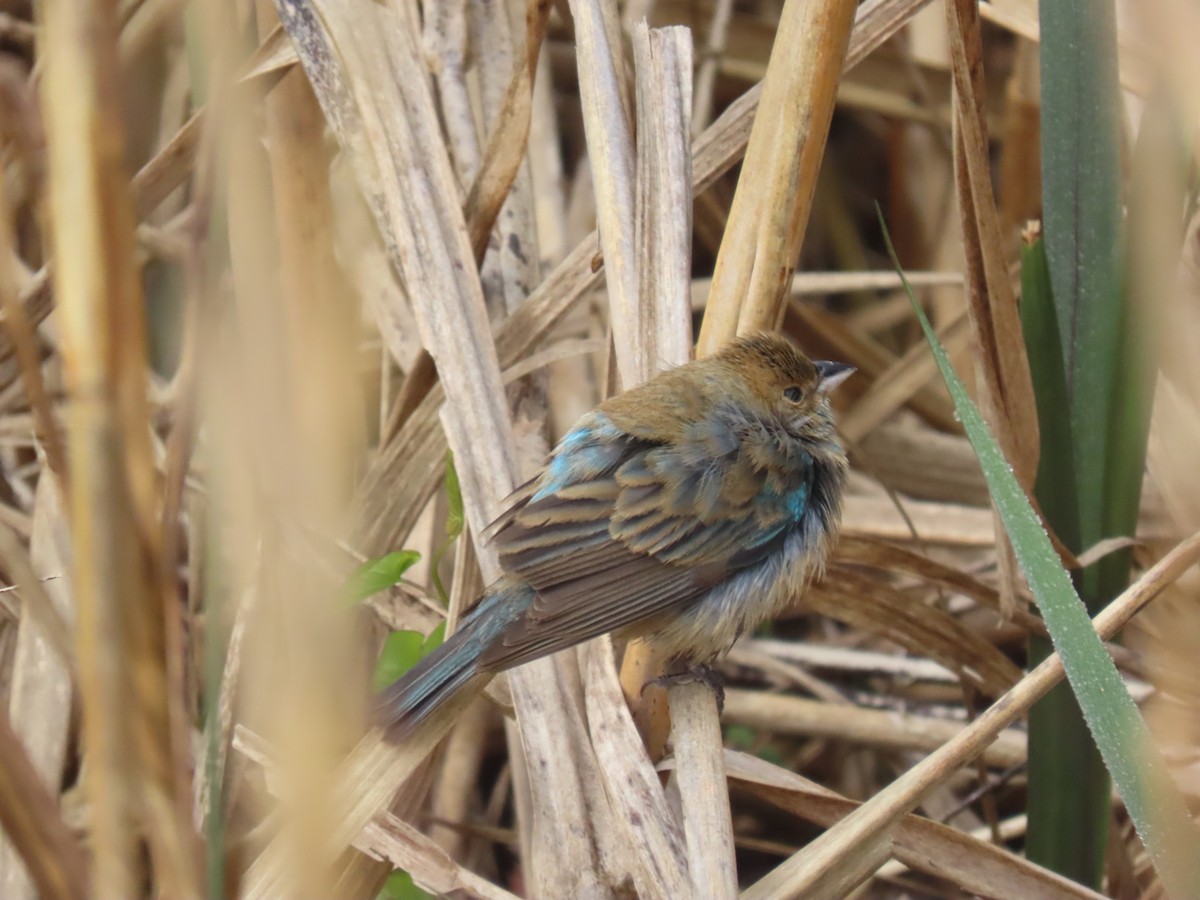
[646, 663, 725, 714]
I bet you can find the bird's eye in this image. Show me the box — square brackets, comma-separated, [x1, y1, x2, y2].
[783, 386, 804, 403]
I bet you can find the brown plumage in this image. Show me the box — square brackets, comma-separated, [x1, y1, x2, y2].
[375, 332, 852, 739]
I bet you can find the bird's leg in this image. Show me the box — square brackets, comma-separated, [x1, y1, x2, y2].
[645, 663, 726, 714]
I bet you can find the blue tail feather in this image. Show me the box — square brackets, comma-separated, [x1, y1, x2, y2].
[373, 581, 532, 740]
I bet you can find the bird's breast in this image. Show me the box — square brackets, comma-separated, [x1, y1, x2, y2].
[637, 525, 819, 663]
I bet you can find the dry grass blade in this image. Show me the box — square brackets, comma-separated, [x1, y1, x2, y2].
[945, 0, 1040, 618]
[0, 711, 88, 900]
[808, 565, 1022, 695]
[463, 0, 552, 262]
[841, 490, 999, 545]
[0, 178, 65, 484]
[744, 530, 1200, 896]
[0, 482, 75, 900]
[945, 0, 1039, 487]
[835, 534, 1045, 632]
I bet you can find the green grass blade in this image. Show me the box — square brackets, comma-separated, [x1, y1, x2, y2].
[1039, 0, 1125, 545]
[1019, 235, 1108, 881]
[880, 215, 1200, 897]
[1036, 0, 1148, 881]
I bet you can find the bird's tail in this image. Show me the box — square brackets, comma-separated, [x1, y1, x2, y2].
[373, 580, 532, 741]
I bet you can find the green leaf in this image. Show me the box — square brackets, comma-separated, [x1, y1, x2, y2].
[881, 217, 1200, 897]
[344, 551, 421, 603]
[372, 624, 446, 693]
[377, 870, 433, 900]
[372, 631, 429, 692]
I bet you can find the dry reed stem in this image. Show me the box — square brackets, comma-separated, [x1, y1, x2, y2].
[617, 21, 695, 754]
[568, 0, 640, 381]
[41, 0, 198, 893]
[230, 0, 371, 892]
[622, 0, 888, 812]
[503, 13, 726, 893]
[582, 639, 690, 898]
[696, 0, 857, 350]
[625, 23, 742, 896]
[632, 26, 695, 375]
[726, 752, 1106, 900]
[669, 682, 740, 896]
[722, 690, 1026, 768]
[744, 530, 1200, 897]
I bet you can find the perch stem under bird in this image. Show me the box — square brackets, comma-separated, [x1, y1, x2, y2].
[374, 332, 854, 740]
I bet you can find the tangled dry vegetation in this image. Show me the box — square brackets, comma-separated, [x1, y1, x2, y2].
[0, 0, 1198, 898]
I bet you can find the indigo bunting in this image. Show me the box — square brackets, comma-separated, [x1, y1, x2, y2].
[375, 332, 852, 739]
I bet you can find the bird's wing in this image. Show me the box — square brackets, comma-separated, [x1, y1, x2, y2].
[477, 412, 812, 671]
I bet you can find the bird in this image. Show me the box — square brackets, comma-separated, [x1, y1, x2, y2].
[374, 332, 853, 740]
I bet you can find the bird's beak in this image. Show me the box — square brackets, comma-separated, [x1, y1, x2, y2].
[815, 360, 855, 393]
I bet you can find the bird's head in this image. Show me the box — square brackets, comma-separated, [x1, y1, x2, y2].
[714, 332, 854, 443]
